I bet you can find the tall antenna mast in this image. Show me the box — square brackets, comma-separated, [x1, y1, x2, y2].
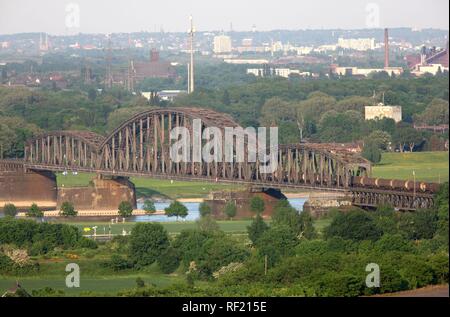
[105, 34, 113, 89]
[188, 15, 195, 93]
[127, 35, 134, 92]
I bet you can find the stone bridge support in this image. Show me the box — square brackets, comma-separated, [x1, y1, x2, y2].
[57, 175, 136, 211]
[0, 164, 57, 210]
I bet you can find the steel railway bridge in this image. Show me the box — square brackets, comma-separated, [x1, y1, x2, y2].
[1, 107, 439, 210]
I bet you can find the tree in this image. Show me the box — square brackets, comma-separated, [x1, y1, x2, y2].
[298, 211, 317, 240]
[362, 140, 382, 163]
[129, 223, 169, 267]
[393, 126, 422, 152]
[165, 201, 188, 221]
[257, 225, 298, 267]
[224, 201, 237, 220]
[318, 110, 364, 143]
[59, 202, 77, 217]
[247, 214, 269, 245]
[158, 247, 181, 274]
[414, 98, 449, 125]
[199, 202, 212, 217]
[196, 215, 220, 232]
[3, 204, 17, 218]
[143, 200, 156, 214]
[118, 201, 133, 218]
[272, 200, 316, 239]
[272, 201, 302, 233]
[27, 203, 43, 218]
[366, 130, 392, 151]
[398, 209, 439, 240]
[325, 209, 382, 241]
[250, 196, 265, 216]
[135, 277, 145, 288]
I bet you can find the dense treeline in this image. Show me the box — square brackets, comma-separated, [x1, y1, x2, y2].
[117, 183, 449, 297]
[1, 183, 447, 296]
[0, 74, 448, 159]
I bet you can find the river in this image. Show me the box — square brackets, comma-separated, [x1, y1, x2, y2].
[0, 198, 307, 222]
[133, 198, 307, 223]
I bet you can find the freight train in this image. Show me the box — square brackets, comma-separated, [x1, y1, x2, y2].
[351, 176, 441, 194]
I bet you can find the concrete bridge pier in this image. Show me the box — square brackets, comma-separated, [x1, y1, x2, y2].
[0, 166, 57, 211]
[57, 174, 137, 211]
[302, 192, 352, 218]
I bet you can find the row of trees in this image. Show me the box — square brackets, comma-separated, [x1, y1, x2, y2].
[1, 74, 448, 159]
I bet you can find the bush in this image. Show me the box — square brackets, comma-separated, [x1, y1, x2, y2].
[250, 196, 265, 215]
[165, 201, 188, 220]
[247, 215, 269, 245]
[27, 203, 43, 218]
[199, 202, 212, 217]
[257, 225, 298, 267]
[315, 272, 365, 297]
[158, 247, 181, 274]
[398, 255, 435, 289]
[136, 277, 145, 288]
[118, 201, 133, 218]
[224, 201, 237, 219]
[362, 141, 382, 163]
[129, 223, 169, 267]
[0, 218, 90, 253]
[3, 203, 17, 217]
[196, 215, 220, 232]
[172, 229, 248, 278]
[374, 234, 414, 253]
[102, 254, 133, 271]
[31, 287, 65, 297]
[143, 200, 156, 214]
[325, 209, 383, 242]
[172, 229, 213, 269]
[398, 210, 438, 240]
[0, 252, 14, 273]
[59, 201, 77, 217]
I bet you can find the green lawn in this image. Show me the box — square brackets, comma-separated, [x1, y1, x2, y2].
[372, 151, 449, 183]
[64, 218, 330, 236]
[0, 260, 186, 296]
[57, 173, 240, 199]
[0, 218, 331, 296]
[67, 220, 254, 235]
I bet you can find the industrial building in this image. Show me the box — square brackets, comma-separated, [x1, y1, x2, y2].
[406, 43, 449, 76]
[131, 49, 176, 82]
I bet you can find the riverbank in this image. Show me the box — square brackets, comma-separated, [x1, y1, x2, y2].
[17, 209, 167, 217]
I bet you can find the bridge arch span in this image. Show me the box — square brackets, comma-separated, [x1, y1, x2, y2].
[25, 131, 105, 168]
[22, 107, 371, 190]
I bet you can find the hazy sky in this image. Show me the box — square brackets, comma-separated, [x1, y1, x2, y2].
[0, 0, 448, 35]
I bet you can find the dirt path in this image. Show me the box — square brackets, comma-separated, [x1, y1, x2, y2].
[376, 284, 449, 297]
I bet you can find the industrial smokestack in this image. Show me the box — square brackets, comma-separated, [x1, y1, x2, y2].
[384, 28, 389, 68]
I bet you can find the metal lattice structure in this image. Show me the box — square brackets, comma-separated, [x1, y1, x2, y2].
[17, 107, 438, 210]
[23, 107, 371, 191]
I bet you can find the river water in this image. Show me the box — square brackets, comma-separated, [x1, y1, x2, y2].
[133, 198, 307, 223]
[0, 198, 307, 223]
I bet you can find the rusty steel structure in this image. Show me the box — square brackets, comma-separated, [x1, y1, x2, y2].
[8, 107, 438, 210]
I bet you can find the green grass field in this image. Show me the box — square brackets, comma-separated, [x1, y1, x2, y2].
[57, 173, 240, 199]
[63, 218, 330, 236]
[372, 151, 449, 183]
[68, 220, 254, 235]
[0, 217, 332, 296]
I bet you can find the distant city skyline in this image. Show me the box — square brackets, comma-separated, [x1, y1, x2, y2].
[0, 0, 448, 35]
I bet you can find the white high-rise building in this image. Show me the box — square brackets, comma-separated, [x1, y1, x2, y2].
[213, 35, 232, 54]
[337, 38, 375, 51]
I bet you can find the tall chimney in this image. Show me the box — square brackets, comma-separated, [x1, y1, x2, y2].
[384, 28, 389, 68]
